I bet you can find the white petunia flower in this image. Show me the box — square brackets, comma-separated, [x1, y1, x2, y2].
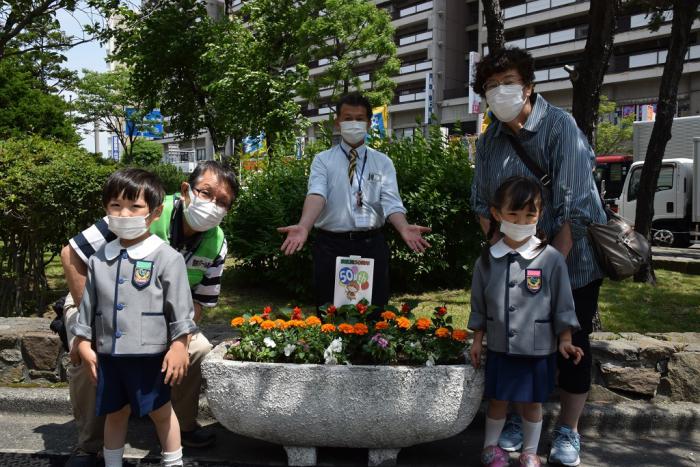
[323, 338, 343, 365]
[425, 354, 435, 367]
[264, 337, 277, 348]
[284, 344, 296, 357]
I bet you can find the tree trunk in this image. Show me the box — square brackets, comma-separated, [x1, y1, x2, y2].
[633, 0, 700, 280]
[570, 0, 619, 145]
[481, 0, 505, 54]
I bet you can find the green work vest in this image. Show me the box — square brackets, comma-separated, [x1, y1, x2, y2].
[149, 194, 225, 288]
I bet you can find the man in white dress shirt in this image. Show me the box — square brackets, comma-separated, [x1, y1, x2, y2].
[278, 93, 431, 310]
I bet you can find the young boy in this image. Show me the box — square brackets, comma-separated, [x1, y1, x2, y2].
[72, 168, 196, 467]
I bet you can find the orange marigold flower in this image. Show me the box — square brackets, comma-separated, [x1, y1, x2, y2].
[261, 320, 276, 330]
[353, 323, 369, 335]
[396, 317, 411, 330]
[380, 311, 396, 321]
[292, 306, 303, 320]
[321, 324, 336, 333]
[230, 317, 245, 327]
[435, 327, 450, 338]
[452, 329, 468, 342]
[416, 318, 431, 331]
[288, 319, 306, 328]
[274, 319, 286, 328]
[249, 315, 263, 325]
[374, 321, 390, 330]
[305, 316, 322, 326]
[338, 323, 355, 334]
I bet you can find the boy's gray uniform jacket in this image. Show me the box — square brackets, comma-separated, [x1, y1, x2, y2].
[72, 235, 196, 356]
[468, 239, 580, 356]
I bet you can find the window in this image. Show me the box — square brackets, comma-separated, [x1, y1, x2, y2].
[627, 165, 674, 201]
[196, 148, 207, 161]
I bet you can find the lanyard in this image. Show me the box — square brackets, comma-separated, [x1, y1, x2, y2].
[341, 146, 369, 195]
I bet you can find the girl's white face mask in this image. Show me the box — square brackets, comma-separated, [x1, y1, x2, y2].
[184, 187, 228, 232]
[108, 214, 151, 240]
[485, 84, 526, 123]
[340, 121, 368, 145]
[499, 220, 537, 242]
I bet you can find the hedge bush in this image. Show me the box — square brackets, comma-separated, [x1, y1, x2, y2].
[224, 126, 482, 299]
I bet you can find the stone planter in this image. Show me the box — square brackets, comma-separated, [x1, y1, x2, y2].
[202, 342, 485, 467]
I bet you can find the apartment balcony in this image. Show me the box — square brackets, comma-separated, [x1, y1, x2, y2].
[392, 1, 433, 28]
[501, 0, 590, 30]
[395, 60, 432, 84]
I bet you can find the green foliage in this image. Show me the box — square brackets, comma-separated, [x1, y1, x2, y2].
[224, 127, 482, 298]
[0, 137, 114, 316]
[123, 139, 164, 167]
[0, 59, 78, 143]
[139, 162, 188, 195]
[595, 96, 633, 155]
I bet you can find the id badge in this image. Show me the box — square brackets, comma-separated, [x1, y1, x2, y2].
[353, 204, 372, 228]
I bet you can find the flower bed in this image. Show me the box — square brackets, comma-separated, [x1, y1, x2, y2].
[226, 302, 469, 366]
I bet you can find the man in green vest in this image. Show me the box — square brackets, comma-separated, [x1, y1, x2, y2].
[60, 161, 238, 467]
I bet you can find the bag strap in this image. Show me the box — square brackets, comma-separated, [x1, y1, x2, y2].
[505, 134, 552, 188]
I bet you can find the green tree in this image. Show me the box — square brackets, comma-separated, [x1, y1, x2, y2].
[122, 139, 163, 166]
[72, 68, 154, 162]
[595, 96, 633, 155]
[0, 137, 114, 315]
[0, 59, 78, 143]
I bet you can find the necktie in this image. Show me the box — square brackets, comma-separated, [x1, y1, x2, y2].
[348, 148, 358, 184]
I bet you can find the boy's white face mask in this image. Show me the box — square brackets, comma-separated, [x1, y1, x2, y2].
[108, 214, 151, 240]
[485, 84, 526, 123]
[184, 187, 228, 232]
[499, 220, 537, 242]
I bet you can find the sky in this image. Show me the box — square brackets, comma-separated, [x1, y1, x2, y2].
[57, 5, 110, 155]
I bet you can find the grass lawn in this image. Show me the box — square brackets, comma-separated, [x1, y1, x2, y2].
[46, 256, 699, 333]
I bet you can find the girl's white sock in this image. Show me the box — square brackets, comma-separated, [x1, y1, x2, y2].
[484, 416, 506, 448]
[522, 418, 543, 454]
[103, 446, 124, 467]
[162, 446, 183, 467]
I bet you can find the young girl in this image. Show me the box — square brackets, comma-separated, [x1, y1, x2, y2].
[72, 168, 196, 467]
[468, 176, 583, 467]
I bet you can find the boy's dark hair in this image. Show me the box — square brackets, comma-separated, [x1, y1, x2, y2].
[189, 160, 240, 201]
[102, 168, 165, 211]
[472, 47, 536, 98]
[335, 93, 373, 121]
[480, 176, 546, 269]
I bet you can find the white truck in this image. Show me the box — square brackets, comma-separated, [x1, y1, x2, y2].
[617, 116, 700, 246]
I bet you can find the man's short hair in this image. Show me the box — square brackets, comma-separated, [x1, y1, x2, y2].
[189, 160, 240, 200]
[335, 93, 373, 121]
[472, 47, 536, 98]
[102, 168, 165, 211]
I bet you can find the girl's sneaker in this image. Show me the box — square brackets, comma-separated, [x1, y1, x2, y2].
[498, 413, 523, 451]
[518, 452, 542, 467]
[481, 445, 510, 467]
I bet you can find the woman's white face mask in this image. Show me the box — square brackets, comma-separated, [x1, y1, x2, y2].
[184, 187, 228, 232]
[485, 84, 526, 123]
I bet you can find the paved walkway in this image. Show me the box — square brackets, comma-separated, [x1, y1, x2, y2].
[652, 245, 700, 274]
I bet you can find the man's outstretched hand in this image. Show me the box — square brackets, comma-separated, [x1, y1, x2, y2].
[399, 224, 431, 253]
[277, 224, 309, 255]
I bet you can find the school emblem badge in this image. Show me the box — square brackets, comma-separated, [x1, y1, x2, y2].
[132, 260, 154, 289]
[526, 269, 542, 294]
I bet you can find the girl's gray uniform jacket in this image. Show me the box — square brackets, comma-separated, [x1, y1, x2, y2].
[468, 238, 580, 356]
[72, 235, 197, 356]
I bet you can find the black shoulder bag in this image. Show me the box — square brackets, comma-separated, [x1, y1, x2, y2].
[505, 134, 654, 282]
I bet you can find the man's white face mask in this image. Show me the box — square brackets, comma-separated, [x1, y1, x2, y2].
[485, 84, 526, 123]
[340, 121, 368, 145]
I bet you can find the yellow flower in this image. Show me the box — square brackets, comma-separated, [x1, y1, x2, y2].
[374, 321, 389, 330]
[396, 317, 411, 330]
[305, 316, 322, 327]
[353, 323, 369, 336]
[416, 318, 431, 331]
[435, 327, 450, 338]
[249, 315, 263, 325]
[261, 320, 276, 330]
[230, 317, 245, 327]
[452, 329, 468, 342]
[338, 323, 355, 334]
[321, 324, 336, 333]
[380, 311, 397, 321]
